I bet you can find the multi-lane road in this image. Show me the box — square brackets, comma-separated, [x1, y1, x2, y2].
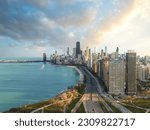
[79, 66, 131, 113]
[79, 66, 105, 113]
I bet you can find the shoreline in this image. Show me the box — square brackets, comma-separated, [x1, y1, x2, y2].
[3, 89, 68, 113]
[67, 65, 84, 84]
[2, 64, 84, 113]
[5, 81, 85, 113]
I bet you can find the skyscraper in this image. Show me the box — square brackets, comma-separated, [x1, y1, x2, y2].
[109, 59, 125, 95]
[101, 49, 104, 59]
[126, 51, 137, 95]
[67, 47, 69, 55]
[144, 56, 150, 65]
[100, 59, 109, 89]
[43, 53, 47, 62]
[105, 46, 107, 56]
[76, 41, 80, 58]
[116, 47, 119, 53]
[137, 64, 149, 81]
[86, 46, 89, 58]
[73, 48, 76, 58]
[116, 47, 119, 58]
[89, 49, 91, 56]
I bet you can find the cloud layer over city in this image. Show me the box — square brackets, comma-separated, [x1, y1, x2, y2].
[0, 0, 150, 57]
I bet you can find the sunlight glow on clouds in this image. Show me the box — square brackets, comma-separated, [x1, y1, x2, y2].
[0, 0, 149, 57]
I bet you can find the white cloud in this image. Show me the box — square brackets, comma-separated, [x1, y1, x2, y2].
[68, 32, 75, 38]
[97, 0, 150, 55]
[0, 0, 150, 56]
[40, 17, 57, 29]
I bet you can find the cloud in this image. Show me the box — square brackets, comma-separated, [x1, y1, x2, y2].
[0, 0, 150, 56]
[83, 0, 138, 47]
[0, 0, 98, 49]
[96, 0, 150, 55]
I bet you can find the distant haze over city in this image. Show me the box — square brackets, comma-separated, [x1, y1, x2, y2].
[0, 0, 150, 57]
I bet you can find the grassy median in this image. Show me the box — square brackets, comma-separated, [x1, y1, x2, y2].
[99, 101, 109, 113]
[121, 97, 150, 112]
[76, 103, 85, 113]
[122, 104, 146, 113]
[104, 100, 122, 113]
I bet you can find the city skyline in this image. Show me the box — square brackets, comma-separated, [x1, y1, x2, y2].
[0, 0, 150, 57]
[50, 41, 150, 96]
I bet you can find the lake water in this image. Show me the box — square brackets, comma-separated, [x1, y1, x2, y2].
[0, 60, 79, 112]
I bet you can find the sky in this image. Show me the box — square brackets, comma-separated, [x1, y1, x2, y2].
[0, 0, 150, 57]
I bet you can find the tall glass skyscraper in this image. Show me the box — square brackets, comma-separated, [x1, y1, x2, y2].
[126, 51, 137, 95]
[76, 41, 80, 58]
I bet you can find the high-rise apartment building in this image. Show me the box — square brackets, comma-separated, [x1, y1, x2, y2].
[137, 64, 150, 81]
[109, 59, 125, 95]
[73, 48, 76, 58]
[144, 56, 150, 65]
[99, 58, 109, 89]
[126, 51, 137, 95]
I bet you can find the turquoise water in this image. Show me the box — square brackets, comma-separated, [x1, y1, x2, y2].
[0, 62, 79, 112]
[0, 57, 42, 61]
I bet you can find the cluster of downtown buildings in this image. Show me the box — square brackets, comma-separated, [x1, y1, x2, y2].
[44, 41, 150, 96]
